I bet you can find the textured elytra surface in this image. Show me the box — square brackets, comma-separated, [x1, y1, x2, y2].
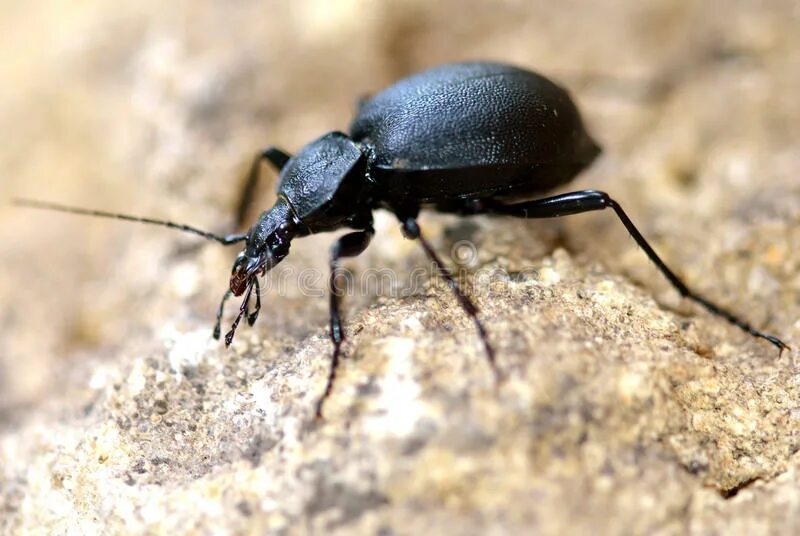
[1, 1, 800, 535]
[351, 62, 595, 169]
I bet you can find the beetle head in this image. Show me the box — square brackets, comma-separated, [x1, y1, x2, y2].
[229, 198, 295, 296]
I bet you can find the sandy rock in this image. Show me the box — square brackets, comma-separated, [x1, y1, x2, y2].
[1, 1, 799, 534]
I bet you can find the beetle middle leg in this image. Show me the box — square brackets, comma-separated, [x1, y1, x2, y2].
[489, 189, 788, 351]
[400, 217, 499, 377]
[315, 227, 375, 420]
[235, 146, 292, 226]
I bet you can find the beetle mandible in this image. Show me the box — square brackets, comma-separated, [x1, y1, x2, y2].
[17, 62, 789, 418]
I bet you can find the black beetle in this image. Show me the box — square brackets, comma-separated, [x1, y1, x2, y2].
[17, 62, 788, 418]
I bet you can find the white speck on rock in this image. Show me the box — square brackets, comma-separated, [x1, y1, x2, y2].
[89, 368, 109, 390]
[251, 380, 274, 416]
[164, 328, 211, 377]
[401, 313, 424, 333]
[538, 266, 561, 285]
[363, 337, 423, 440]
[127, 360, 147, 396]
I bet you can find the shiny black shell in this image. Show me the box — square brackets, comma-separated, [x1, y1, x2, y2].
[349, 62, 601, 203]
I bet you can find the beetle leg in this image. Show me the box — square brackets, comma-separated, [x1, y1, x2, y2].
[315, 227, 375, 420]
[247, 278, 262, 327]
[224, 280, 255, 346]
[235, 146, 293, 226]
[212, 288, 234, 340]
[490, 189, 789, 352]
[400, 217, 499, 377]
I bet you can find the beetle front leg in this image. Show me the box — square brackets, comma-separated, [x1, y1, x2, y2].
[315, 227, 375, 420]
[213, 289, 233, 340]
[224, 281, 255, 346]
[400, 217, 499, 377]
[248, 278, 261, 326]
[235, 146, 293, 226]
[490, 189, 788, 352]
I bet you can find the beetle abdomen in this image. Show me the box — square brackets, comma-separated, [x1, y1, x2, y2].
[350, 62, 600, 175]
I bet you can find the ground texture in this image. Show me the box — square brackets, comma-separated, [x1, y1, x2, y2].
[1, 1, 799, 534]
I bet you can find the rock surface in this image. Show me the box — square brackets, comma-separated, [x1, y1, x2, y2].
[1, 1, 799, 534]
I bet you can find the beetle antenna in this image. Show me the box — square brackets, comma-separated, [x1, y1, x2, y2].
[13, 198, 247, 246]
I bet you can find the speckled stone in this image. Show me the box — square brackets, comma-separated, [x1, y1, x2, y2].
[1, 1, 799, 535]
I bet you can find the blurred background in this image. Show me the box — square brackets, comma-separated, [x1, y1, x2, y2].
[2, 1, 800, 533]
[1, 0, 798, 425]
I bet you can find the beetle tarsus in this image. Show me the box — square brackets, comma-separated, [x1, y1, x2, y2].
[686, 293, 789, 352]
[315, 342, 342, 421]
[764, 335, 790, 354]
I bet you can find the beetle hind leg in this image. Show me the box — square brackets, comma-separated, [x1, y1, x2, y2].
[490, 189, 788, 352]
